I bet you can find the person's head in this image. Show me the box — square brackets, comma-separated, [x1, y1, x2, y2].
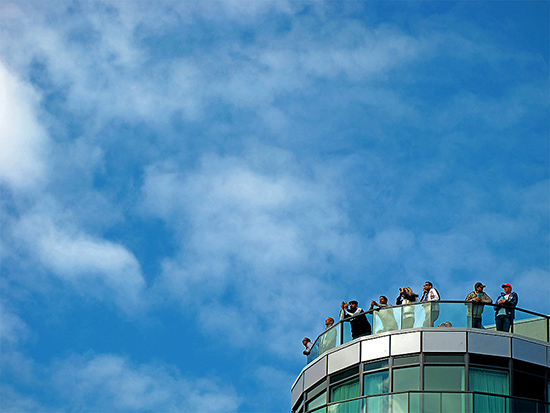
[474, 282, 486, 293]
[501, 283, 512, 294]
[348, 300, 358, 310]
[445, 321, 452, 327]
[423, 281, 433, 291]
[379, 296, 388, 305]
[403, 287, 413, 296]
[325, 317, 334, 328]
[302, 338, 311, 346]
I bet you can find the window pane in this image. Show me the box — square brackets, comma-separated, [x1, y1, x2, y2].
[470, 367, 508, 412]
[330, 367, 358, 384]
[364, 359, 389, 372]
[306, 391, 326, 411]
[330, 377, 359, 403]
[392, 366, 420, 392]
[424, 366, 464, 391]
[469, 367, 509, 395]
[307, 379, 326, 399]
[363, 370, 389, 396]
[424, 354, 464, 364]
[441, 393, 469, 413]
[393, 355, 420, 366]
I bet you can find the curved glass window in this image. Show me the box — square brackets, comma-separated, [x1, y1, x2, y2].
[363, 370, 389, 396]
[306, 391, 326, 412]
[330, 377, 359, 403]
[470, 367, 508, 413]
[424, 366, 465, 391]
[392, 366, 420, 392]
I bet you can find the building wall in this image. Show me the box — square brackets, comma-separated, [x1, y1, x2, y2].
[291, 328, 550, 412]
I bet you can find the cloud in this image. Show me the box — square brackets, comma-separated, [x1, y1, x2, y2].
[51, 354, 240, 412]
[11, 211, 146, 313]
[0, 302, 29, 349]
[0, 385, 44, 413]
[0, 61, 49, 190]
[141, 147, 358, 352]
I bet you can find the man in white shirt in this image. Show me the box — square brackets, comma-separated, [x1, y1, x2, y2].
[420, 281, 440, 327]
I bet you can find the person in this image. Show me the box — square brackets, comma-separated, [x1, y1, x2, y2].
[302, 337, 313, 355]
[494, 283, 518, 332]
[396, 287, 418, 328]
[420, 281, 440, 326]
[319, 317, 337, 354]
[368, 296, 389, 311]
[340, 300, 371, 339]
[369, 296, 398, 333]
[438, 322, 452, 327]
[465, 282, 492, 329]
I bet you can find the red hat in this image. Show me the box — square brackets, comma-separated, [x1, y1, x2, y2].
[501, 283, 512, 289]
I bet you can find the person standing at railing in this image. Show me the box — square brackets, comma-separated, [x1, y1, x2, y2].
[420, 281, 440, 327]
[302, 337, 313, 355]
[369, 296, 398, 333]
[465, 282, 492, 329]
[319, 317, 337, 354]
[340, 300, 371, 339]
[495, 283, 518, 332]
[396, 287, 418, 328]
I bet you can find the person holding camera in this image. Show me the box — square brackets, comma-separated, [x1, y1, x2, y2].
[396, 287, 418, 329]
[340, 300, 371, 339]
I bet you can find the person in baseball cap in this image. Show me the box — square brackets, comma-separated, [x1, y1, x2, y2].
[495, 283, 518, 332]
[465, 282, 492, 328]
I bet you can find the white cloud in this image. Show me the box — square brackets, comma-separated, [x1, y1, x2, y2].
[0, 302, 29, 349]
[142, 147, 357, 352]
[0, 61, 49, 190]
[0, 385, 43, 413]
[51, 354, 240, 412]
[12, 212, 145, 313]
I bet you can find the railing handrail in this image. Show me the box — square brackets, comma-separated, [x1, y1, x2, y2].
[306, 300, 549, 364]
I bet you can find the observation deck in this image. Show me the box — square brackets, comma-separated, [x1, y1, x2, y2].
[291, 301, 550, 413]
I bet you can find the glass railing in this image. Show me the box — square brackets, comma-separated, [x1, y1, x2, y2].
[308, 391, 550, 413]
[306, 301, 549, 364]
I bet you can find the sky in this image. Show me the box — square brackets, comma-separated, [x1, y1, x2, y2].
[0, 1, 548, 411]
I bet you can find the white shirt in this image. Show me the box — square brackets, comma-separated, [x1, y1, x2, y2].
[421, 288, 439, 302]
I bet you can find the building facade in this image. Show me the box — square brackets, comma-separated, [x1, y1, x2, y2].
[291, 302, 550, 412]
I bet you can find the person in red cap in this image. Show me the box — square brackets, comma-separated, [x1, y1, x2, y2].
[494, 283, 518, 332]
[465, 282, 492, 328]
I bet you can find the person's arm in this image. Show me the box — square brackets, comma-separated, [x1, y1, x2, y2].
[505, 293, 518, 307]
[465, 292, 475, 301]
[339, 308, 348, 320]
[480, 293, 492, 304]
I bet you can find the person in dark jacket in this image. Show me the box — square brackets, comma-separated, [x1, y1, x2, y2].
[495, 283, 518, 332]
[340, 300, 371, 339]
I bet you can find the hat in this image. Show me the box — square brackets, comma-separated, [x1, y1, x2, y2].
[474, 282, 486, 288]
[501, 283, 512, 289]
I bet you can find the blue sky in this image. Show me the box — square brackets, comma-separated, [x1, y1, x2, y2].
[0, 1, 548, 411]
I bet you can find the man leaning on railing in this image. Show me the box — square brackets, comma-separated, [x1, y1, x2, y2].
[465, 282, 492, 329]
